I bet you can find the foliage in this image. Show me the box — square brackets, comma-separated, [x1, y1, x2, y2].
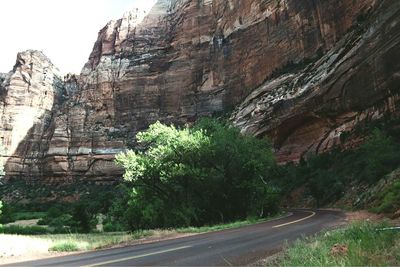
[38, 205, 64, 225]
[102, 184, 133, 232]
[71, 202, 97, 233]
[47, 214, 75, 229]
[115, 119, 279, 229]
[33, 188, 119, 233]
[371, 181, 400, 214]
[34, 201, 98, 233]
[0, 181, 115, 213]
[176, 212, 287, 234]
[11, 211, 46, 221]
[49, 241, 80, 252]
[0, 203, 15, 224]
[358, 129, 400, 183]
[281, 222, 400, 266]
[278, 129, 400, 207]
[0, 225, 49, 235]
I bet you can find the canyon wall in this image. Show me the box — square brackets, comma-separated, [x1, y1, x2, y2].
[0, 51, 64, 181]
[232, 0, 400, 162]
[2, 0, 398, 184]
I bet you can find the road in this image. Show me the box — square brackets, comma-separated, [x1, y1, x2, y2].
[6, 210, 343, 266]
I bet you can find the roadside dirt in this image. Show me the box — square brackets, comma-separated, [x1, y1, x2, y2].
[344, 210, 400, 225]
[0, 235, 65, 265]
[0, 231, 195, 265]
[5, 219, 40, 227]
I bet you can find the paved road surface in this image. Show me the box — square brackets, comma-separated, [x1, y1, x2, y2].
[5, 209, 343, 266]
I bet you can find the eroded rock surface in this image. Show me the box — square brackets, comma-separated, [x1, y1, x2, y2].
[2, 0, 394, 185]
[232, 0, 400, 162]
[0, 50, 64, 180]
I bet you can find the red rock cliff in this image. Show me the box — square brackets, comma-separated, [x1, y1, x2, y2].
[3, 0, 396, 184]
[232, 0, 400, 162]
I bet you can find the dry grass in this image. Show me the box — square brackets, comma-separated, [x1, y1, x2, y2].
[0, 234, 51, 257]
[0, 230, 192, 264]
[6, 219, 40, 227]
[0, 214, 287, 264]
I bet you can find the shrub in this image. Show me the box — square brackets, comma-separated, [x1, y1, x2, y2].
[12, 211, 47, 221]
[0, 203, 15, 224]
[50, 241, 80, 252]
[48, 214, 74, 228]
[0, 225, 49, 235]
[372, 181, 400, 214]
[71, 202, 98, 233]
[279, 128, 400, 207]
[38, 201, 99, 233]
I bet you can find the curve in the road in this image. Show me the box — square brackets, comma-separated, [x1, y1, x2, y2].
[4, 209, 343, 267]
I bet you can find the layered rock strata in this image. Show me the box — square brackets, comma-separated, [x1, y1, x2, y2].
[0, 51, 64, 180]
[1, 0, 391, 184]
[232, 0, 400, 162]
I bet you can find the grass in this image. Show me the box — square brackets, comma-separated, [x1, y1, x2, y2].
[0, 212, 288, 257]
[45, 214, 287, 252]
[176, 212, 287, 234]
[43, 230, 154, 251]
[280, 222, 400, 266]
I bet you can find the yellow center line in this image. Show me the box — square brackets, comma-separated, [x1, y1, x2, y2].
[272, 211, 316, 228]
[84, 245, 192, 267]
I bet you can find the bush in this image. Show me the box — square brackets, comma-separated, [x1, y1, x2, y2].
[279, 128, 400, 207]
[103, 222, 126, 232]
[71, 202, 97, 233]
[358, 129, 400, 183]
[12, 211, 47, 221]
[372, 181, 400, 214]
[0, 202, 15, 224]
[50, 241, 80, 252]
[48, 214, 74, 229]
[37, 201, 99, 233]
[0, 225, 49, 235]
[115, 119, 279, 229]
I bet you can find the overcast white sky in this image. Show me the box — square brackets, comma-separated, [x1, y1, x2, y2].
[0, 0, 155, 74]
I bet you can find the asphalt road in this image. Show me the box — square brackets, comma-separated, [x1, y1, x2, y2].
[6, 209, 343, 266]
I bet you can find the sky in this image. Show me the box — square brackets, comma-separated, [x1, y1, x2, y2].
[0, 0, 156, 75]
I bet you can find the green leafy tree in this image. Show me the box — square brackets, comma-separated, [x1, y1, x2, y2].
[279, 128, 400, 207]
[358, 129, 400, 183]
[71, 202, 97, 233]
[116, 119, 278, 229]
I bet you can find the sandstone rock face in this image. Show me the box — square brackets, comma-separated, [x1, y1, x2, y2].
[1, 0, 391, 184]
[69, 0, 375, 181]
[0, 51, 64, 179]
[232, 0, 400, 162]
